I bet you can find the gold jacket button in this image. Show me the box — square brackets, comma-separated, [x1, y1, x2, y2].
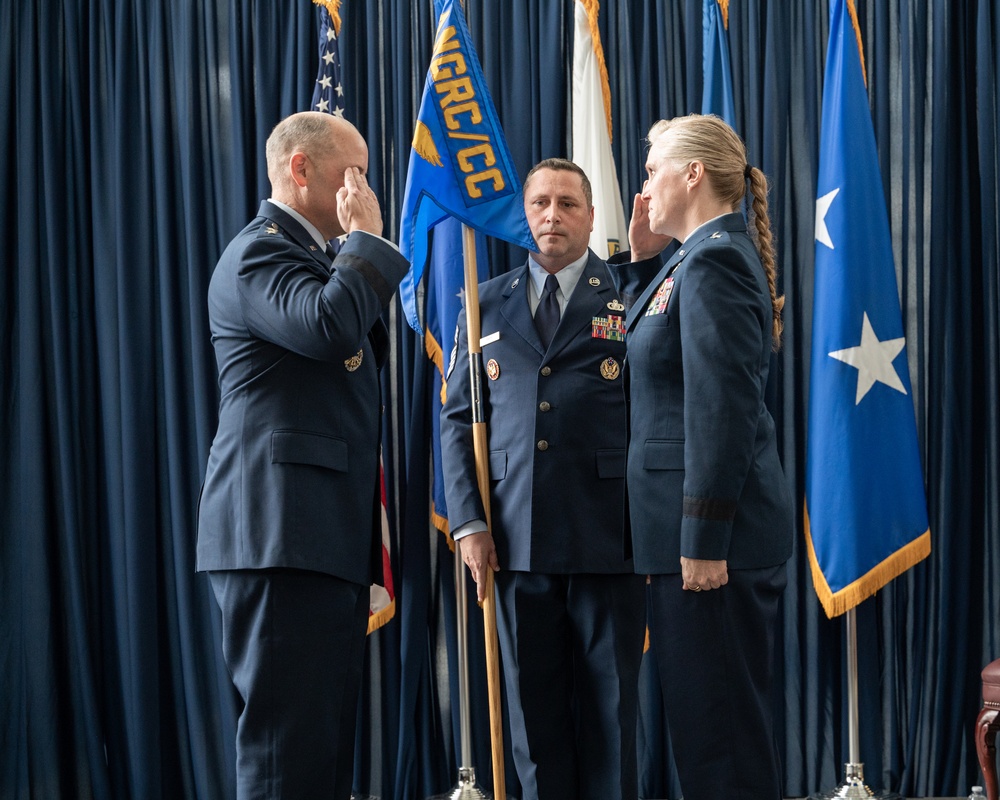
[539, 401, 551, 412]
[537, 440, 549, 451]
[540, 366, 552, 376]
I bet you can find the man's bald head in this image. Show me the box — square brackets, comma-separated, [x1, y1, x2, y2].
[264, 111, 371, 240]
[266, 112, 362, 192]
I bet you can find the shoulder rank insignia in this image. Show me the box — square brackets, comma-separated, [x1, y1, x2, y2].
[592, 315, 626, 342]
[710, 231, 723, 239]
[344, 350, 363, 371]
[600, 357, 620, 380]
[645, 276, 675, 317]
[264, 223, 280, 235]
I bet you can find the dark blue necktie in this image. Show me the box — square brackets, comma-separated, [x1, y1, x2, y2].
[534, 273, 561, 349]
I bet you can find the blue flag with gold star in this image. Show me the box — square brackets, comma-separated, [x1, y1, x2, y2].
[805, 0, 930, 618]
[398, 0, 535, 333]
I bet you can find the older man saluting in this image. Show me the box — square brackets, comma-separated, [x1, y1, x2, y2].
[197, 111, 408, 800]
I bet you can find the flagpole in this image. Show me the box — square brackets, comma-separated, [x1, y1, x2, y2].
[456, 548, 474, 768]
[808, 606, 901, 800]
[460, 223, 507, 800]
[847, 607, 861, 767]
[430, 225, 508, 800]
[429, 543, 489, 800]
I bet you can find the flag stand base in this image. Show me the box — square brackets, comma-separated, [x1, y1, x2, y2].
[426, 766, 498, 800]
[808, 762, 904, 799]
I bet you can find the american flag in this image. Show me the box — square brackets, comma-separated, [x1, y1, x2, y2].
[311, 2, 346, 119]
[309, 0, 396, 634]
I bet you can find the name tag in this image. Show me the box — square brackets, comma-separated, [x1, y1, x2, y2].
[480, 331, 501, 347]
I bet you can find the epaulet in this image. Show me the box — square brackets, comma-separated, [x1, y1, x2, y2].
[257, 220, 284, 239]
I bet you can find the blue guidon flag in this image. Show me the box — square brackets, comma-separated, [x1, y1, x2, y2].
[398, 0, 536, 334]
[426, 217, 488, 544]
[805, 0, 930, 618]
[700, 0, 736, 127]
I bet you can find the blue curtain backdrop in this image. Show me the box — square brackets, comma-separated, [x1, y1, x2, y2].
[2, 0, 997, 798]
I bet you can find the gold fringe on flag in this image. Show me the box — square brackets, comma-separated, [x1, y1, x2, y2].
[846, 0, 868, 88]
[367, 599, 396, 634]
[425, 329, 449, 405]
[431, 505, 455, 550]
[580, 0, 615, 143]
[716, 0, 729, 30]
[312, 0, 342, 37]
[426, 328, 455, 547]
[804, 506, 931, 618]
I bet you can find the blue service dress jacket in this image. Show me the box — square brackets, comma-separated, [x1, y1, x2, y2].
[622, 212, 794, 574]
[440, 252, 634, 573]
[196, 200, 409, 587]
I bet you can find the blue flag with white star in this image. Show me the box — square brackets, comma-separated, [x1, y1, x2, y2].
[398, 0, 536, 333]
[700, 0, 736, 127]
[805, 0, 930, 618]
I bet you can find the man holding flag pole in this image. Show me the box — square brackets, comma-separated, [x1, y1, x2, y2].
[440, 157, 650, 800]
[806, 0, 930, 795]
[400, 2, 668, 797]
[398, 1, 537, 798]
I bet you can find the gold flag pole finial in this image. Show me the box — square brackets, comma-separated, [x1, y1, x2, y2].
[312, 0, 342, 37]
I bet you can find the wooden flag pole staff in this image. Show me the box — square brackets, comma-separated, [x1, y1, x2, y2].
[427, 224, 505, 800]
[461, 223, 507, 800]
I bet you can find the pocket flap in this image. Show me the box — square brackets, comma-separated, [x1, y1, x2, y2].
[271, 430, 348, 472]
[489, 450, 508, 480]
[643, 439, 685, 470]
[596, 449, 626, 478]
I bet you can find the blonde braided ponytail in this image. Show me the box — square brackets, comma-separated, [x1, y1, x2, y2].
[746, 166, 783, 350]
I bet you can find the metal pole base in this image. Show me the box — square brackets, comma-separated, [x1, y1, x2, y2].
[808, 762, 904, 800]
[426, 766, 510, 800]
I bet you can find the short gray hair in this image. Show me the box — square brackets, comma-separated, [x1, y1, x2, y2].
[265, 111, 336, 184]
